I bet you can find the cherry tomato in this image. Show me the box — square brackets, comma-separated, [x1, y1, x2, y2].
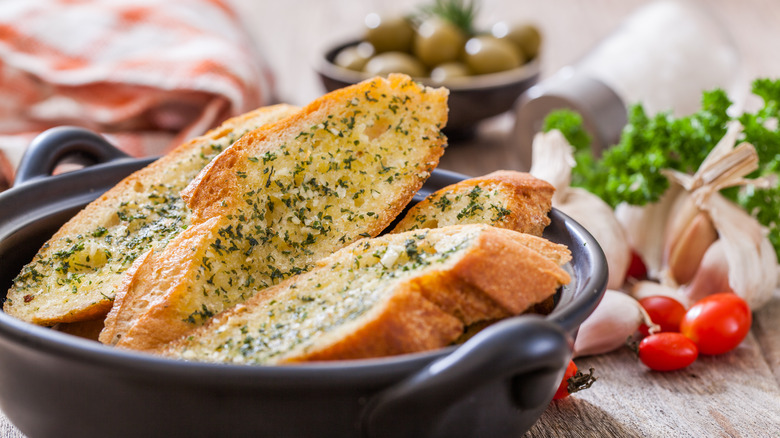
[553, 360, 578, 400]
[552, 360, 597, 400]
[625, 250, 647, 281]
[680, 293, 751, 355]
[638, 332, 698, 371]
[638, 295, 686, 336]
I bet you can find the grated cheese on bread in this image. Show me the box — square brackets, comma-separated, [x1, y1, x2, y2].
[4, 104, 300, 325]
[100, 74, 450, 350]
[161, 224, 571, 365]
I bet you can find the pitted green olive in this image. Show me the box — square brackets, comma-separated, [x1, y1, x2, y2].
[364, 14, 415, 54]
[334, 42, 375, 71]
[363, 52, 427, 77]
[462, 36, 522, 75]
[430, 62, 471, 82]
[491, 22, 541, 60]
[413, 18, 466, 68]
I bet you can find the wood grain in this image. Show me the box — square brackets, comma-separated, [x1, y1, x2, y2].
[2, 0, 780, 436]
[527, 324, 780, 437]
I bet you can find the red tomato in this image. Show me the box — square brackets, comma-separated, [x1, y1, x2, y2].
[553, 360, 578, 400]
[680, 293, 751, 355]
[638, 332, 698, 371]
[552, 360, 597, 400]
[638, 295, 686, 336]
[625, 250, 648, 281]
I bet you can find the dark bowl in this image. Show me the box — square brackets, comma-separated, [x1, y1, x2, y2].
[0, 127, 606, 438]
[316, 40, 540, 140]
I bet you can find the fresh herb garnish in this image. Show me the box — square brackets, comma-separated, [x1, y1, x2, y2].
[543, 78, 780, 257]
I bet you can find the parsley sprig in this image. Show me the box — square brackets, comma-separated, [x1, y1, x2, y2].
[544, 78, 780, 257]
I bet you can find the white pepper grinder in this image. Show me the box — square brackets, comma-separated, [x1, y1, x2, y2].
[513, 0, 743, 169]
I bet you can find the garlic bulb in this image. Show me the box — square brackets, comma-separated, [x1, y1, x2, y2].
[530, 130, 631, 289]
[660, 123, 777, 309]
[573, 290, 656, 358]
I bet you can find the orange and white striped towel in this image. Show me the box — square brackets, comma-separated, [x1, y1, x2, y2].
[0, 0, 275, 191]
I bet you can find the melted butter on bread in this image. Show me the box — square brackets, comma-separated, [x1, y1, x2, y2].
[100, 74, 449, 350]
[5, 104, 300, 325]
[163, 225, 570, 365]
[393, 170, 554, 237]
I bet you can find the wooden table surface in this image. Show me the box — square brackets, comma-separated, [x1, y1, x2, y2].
[2, 0, 779, 436]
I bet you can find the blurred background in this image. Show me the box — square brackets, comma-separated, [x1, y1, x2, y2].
[229, 0, 780, 107]
[1, 0, 778, 187]
[225, 0, 780, 175]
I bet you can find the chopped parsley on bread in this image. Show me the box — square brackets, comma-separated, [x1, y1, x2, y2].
[162, 225, 570, 365]
[7, 74, 574, 365]
[5, 104, 299, 325]
[100, 74, 450, 350]
[392, 170, 554, 236]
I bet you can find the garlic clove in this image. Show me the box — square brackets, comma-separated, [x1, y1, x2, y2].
[573, 290, 656, 358]
[529, 130, 631, 289]
[558, 188, 631, 289]
[630, 280, 690, 308]
[663, 191, 699, 266]
[683, 239, 732, 304]
[529, 130, 576, 206]
[615, 185, 683, 280]
[706, 193, 778, 309]
[666, 211, 718, 285]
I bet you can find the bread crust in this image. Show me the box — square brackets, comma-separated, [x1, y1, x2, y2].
[162, 225, 570, 364]
[5, 104, 299, 325]
[184, 74, 448, 227]
[103, 74, 450, 351]
[100, 217, 226, 347]
[392, 170, 554, 236]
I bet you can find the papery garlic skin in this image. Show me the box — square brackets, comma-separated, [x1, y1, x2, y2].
[662, 126, 778, 310]
[621, 124, 778, 310]
[683, 239, 732, 304]
[631, 280, 690, 308]
[573, 290, 654, 358]
[615, 185, 681, 281]
[530, 131, 631, 289]
[528, 131, 575, 203]
[666, 210, 717, 286]
[706, 193, 777, 309]
[557, 188, 631, 289]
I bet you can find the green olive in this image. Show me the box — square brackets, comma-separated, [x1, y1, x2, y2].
[491, 22, 542, 60]
[363, 52, 427, 77]
[363, 13, 415, 53]
[333, 42, 375, 71]
[462, 35, 522, 75]
[413, 18, 467, 68]
[430, 62, 471, 82]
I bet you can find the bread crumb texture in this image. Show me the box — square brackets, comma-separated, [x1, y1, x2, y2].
[392, 170, 554, 236]
[164, 225, 569, 365]
[100, 74, 449, 350]
[4, 105, 300, 325]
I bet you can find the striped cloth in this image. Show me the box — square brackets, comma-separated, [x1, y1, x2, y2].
[0, 0, 275, 191]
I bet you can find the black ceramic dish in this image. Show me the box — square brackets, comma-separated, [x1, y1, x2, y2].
[0, 127, 606, 438]
[316, 40, 540, 140]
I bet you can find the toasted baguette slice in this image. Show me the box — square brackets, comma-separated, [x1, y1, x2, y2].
[161, 224, 571, 365]
[100, 74, 449, 350]
[392, 170, 554, 236]
[5, 104, 300, 325]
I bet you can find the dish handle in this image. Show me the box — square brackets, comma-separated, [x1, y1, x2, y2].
[14, 126, 131, 186]
[361, 315, 572, 438]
